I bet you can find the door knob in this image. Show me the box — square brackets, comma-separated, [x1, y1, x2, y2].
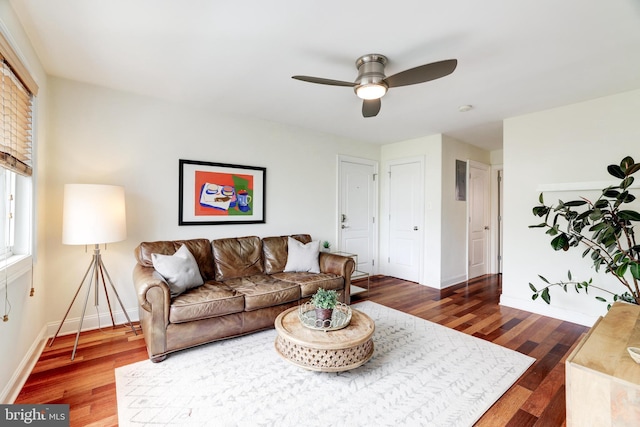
[413, 226, 419, 231]
[484, 226, 490, 230]
[342, 224, 350, 229]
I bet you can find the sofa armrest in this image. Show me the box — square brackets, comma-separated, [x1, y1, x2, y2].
[133, 264, 172, 361]
[319, 253, 355, 304]
[133, 264, 171, 321]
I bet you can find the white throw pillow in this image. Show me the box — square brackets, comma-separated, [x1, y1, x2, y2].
[152, 244, 204, 297]
[284, 237, 320, 273]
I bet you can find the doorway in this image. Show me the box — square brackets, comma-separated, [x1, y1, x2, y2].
[498, 169, 503, 273]
[468, 161, 491, 279]
[338, 156, 378, 275]
[386, 157, 424, 282]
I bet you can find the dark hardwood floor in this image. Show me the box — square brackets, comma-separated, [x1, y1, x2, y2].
[15, 274, 587, 426]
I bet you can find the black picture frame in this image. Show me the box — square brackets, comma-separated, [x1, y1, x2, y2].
[179, 159, 266, 225]
[455, 159, 467, 201]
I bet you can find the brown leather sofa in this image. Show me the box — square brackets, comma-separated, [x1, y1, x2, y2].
[133, 234, 355, 362]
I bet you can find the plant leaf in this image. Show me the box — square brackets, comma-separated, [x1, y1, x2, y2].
[529, 283, 538, 292]
[541, 288, 551, 304]
[563, 200, 587, 207]
[594, 199, 609, 209]
[608, 164, 626, 179]
[616, 263, 628, 277]
[630, 262, 640, 280]
[589, 222, 609, 232]
[550, 233, 569, 251]
[618, 210, 640, 221]
[529, 223, 547, 228]
[620, 156, 635, 172]
[532, 206, 549, 217]
[617, 191, 635, 204]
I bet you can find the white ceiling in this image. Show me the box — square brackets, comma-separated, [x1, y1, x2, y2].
[8, 0, 640, 151]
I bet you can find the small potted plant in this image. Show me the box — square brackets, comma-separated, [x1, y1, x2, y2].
[311, 288, 338, 324]
[321, 240, 331, 252]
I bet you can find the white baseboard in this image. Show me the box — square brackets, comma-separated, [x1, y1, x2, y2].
[499, 295, 598, 327]
[1, 325, 47, 403]
[2, 307, 140, 404]
[45, 307, 140, 337]
[440, 274, 468, 289]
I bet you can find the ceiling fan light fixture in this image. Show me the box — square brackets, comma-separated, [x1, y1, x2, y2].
[292, 53, 457, 117]
[355, 83, 387, 100]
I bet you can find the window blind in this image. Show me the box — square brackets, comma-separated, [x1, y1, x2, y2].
[0, 32, 38, 177]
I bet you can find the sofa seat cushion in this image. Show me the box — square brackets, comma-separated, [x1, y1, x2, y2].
[169, 281, 245, 324]
[271, 272, 344, 299]
[224, 275, 300, 311]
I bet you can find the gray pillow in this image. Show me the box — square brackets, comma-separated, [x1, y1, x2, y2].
[152, 244, 204, 297]
[284, 237, 320, 273]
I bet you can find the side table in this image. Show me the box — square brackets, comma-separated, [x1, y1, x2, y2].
[330, 251, 370, 297]
[565, 301, 640, 426]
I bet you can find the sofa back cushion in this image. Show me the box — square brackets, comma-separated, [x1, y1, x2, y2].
[212, 235, 264, 281]
[262, 234, 312, 274]
[135, 238, 216, 281]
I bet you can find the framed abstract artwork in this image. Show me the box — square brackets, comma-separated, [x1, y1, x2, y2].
[455, 159, 467, 201]
[179, 159, 266, 225]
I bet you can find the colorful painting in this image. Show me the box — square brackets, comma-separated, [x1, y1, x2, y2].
[179, 160, 266, 225]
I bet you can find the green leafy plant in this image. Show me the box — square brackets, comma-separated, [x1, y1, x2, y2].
[311, 288, 338, 309]
[529, 156, 640, 308]
[322, 240, 331, 250]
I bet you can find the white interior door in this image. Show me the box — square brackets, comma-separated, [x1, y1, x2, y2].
[338, 157, 377, 274]
[468, 161, 491, 279]
[387, 158, 423, 282]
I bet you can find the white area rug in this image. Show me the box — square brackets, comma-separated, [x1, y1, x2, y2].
[116, 301, 534, 426]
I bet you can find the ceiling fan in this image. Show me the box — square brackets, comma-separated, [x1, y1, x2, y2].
[292, 54, 457, 118]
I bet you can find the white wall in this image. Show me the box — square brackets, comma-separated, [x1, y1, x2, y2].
[44, 77, 380, 336]
[441, 136, 490, 286]
[0, 0, 49, 402]
[501, 89, 640, 326]
[489, 149, 503, 274]
[380, 134, 442, 286]
[379, 134, 491, 288]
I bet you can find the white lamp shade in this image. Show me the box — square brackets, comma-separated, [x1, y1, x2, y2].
[62, 184, 127, 245]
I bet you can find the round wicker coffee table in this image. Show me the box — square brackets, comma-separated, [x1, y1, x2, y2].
[274, 305, 375, 372]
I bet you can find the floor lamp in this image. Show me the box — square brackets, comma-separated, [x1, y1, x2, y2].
[49, 184, 137, 360]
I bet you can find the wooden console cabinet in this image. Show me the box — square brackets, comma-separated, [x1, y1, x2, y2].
[566, 301, 640, 426]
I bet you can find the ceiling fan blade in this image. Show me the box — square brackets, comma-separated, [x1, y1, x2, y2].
[292, 75, 356, 87]
[362, 99, 381, 118]
[384, 59, 457, 88]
